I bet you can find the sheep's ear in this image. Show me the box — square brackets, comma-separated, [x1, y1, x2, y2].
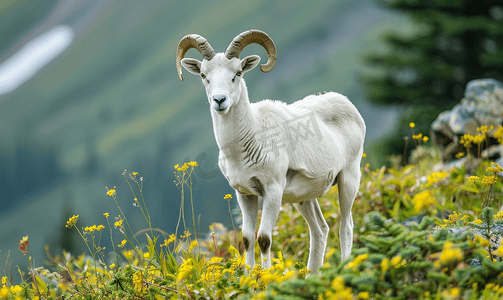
[181, 58, 202, 76]
[241, 55, 261, 74]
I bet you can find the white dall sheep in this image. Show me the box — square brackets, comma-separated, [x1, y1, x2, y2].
[176, 30, 365, 273]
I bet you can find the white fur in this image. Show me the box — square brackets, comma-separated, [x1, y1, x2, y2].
[181, 53, 365, 273]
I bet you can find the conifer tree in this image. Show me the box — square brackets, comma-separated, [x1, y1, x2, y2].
[362, 0, 503, 156]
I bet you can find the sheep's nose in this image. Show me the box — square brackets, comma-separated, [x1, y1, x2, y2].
[212, 94, 227, 105]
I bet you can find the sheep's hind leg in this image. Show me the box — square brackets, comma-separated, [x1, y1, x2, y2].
[236, 192, 258, 268]
[294, 199, 329, 274]
[337, 161, 361, 261]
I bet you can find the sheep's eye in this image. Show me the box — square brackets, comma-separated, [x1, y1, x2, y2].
[200, 73, 209, 83]
[232, 70, 242, 83]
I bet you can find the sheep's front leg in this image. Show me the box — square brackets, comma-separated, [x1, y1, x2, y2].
[256, 185, 283, 269]
[236, 192, 258, 267]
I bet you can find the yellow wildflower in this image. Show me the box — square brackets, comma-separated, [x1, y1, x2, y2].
[425, 171, 449, 187]
[362, 152, 367, 158]
[122, 250, 133, 260]
[344, 253, 368, 269]
[460, 134, 474, 147]
[391, 255, 403, 267]
[250, 264, 264, 278]
[298, 267, 311, 277]
[0, 286, 8, 298]
[177, 258, 194, 282]
[168, 234, 176, 243]
[132, 172, 138, 176]
[84, 224, 105, 233]
[103, 212, 109, 218]
[358, 291, 370, 299]
[412, 133, 423, 140]
[487, 162, 503, 173]
[225, 246, 245, 277]
[481, 175, 497, 186]
[438, 241, 462, 264]
[114, 219, 123, 228]
[109, 263, 116, 269]
[442, 287, 460, 298]
[143, 252, 150, 259]
[455, 152, 465, 159]
[412, 190, 436, 213]
[161, 234, 176, 247]
[409, 122, 415, 128]
[468, 176, 480, 183]
[202, 256, 223, 283]
[473, 134, 485, 145]
[423, 136, 429, 143]
[10, 285, 22, 294]
[472, 219, 483, 225]
[106, 188, 116, 197]
[449, 211, 462, 222]
[327, 276, 353, 300]
[326, 248, 336, 259]
[180, 230, 191, 239]
[258, 272, 278, 286]
[494, 126, 503, 144]
[436, 211, 469, 228]
[475, 236, 491, 248]
[477, 125, 493, 134]
[494, 245, 503, 257]
[118, 239, 127, 248]
[175, 163, 190, 172]
[494, 211, 503, 220]
[1, 276, 6, 285]
[189, 240, 199, 252]
[208, 256, 223, 264]
[187, 161, 198, 167]
[133, 270, 144, 294]
[331, 276, 345, 290]
[443, 218, 453, 225]
[224, 194, 233, 200]
[66, 215, 79, 228]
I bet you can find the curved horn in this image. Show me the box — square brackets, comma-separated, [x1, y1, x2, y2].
[225, 30, 277, 73]
[176, 34, 215, 81]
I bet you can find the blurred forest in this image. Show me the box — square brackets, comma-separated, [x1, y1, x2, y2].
[3, 0, 499, 268]
[361, 0, 503, 158]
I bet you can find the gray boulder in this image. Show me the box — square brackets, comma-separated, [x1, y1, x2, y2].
[431, 78, 503, 165]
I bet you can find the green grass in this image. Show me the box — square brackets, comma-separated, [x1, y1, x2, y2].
[2, 125, 503, 299]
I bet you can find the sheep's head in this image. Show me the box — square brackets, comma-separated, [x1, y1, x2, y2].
[176, 30, 277, 115]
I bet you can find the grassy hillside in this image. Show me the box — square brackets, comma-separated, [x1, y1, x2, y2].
[0, 0, 409, 265]
[2, 144, 503, 299]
